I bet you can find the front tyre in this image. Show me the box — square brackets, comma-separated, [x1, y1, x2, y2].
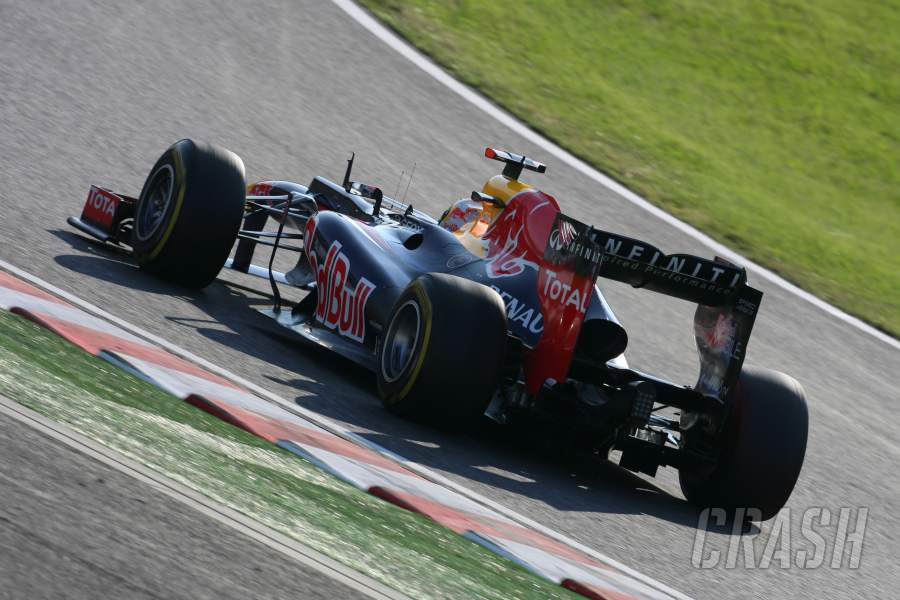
[679, 366, 809, 521]
[376, 273, 507, 428]
[132, 139, 246, 288]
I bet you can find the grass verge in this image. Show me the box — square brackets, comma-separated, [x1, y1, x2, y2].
[360, 0, 900, 337]
[0, 309, 576, 599]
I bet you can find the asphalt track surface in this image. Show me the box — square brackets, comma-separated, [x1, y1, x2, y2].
[0, 1, 897, 599]
[0, 408, 369, 600]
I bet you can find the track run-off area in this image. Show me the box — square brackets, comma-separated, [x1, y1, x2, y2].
[0, 1, 897, 599]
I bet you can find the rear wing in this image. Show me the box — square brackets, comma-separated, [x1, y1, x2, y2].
[547, 213, 748, 306]
[526, 213, 762, 402]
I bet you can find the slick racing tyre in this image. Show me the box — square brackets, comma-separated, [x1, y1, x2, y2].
[132, 139, 245, 288]
[679, 365, 809, 521]
[377, 273, 507, 428]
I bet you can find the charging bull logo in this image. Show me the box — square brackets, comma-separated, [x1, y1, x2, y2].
[483, 207, 540, 279]
[482, 191, 561, 280]
[305, 221, 375, 342]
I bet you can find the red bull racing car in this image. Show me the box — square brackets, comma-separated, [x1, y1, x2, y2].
[69, 139, 808, 520]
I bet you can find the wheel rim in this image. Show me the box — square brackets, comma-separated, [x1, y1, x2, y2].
[136, 164, 175, 241]
[381, 300, 421, 383]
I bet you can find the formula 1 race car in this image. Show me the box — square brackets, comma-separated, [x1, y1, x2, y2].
[69, 139, 808, 519]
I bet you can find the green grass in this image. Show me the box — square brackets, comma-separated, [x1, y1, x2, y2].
[360, 0, 900, 337]
[0, 309, 577, 600]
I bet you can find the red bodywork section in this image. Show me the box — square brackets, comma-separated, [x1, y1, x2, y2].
[482, 190, 557, 279]
[481, 190, 598, 394]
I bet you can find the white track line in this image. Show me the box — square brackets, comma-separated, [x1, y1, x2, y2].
[0, 394, 407, 600]
[331, 0, 899, 353]
[0, 260, 690, 599]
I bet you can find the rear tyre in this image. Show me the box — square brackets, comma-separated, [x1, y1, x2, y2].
[132, 139, 246, 288]
[376, 273, 507, 428]
[679, 365, 808, 521]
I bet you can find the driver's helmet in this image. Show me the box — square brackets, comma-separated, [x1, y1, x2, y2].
[439, 196, 503, 238]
